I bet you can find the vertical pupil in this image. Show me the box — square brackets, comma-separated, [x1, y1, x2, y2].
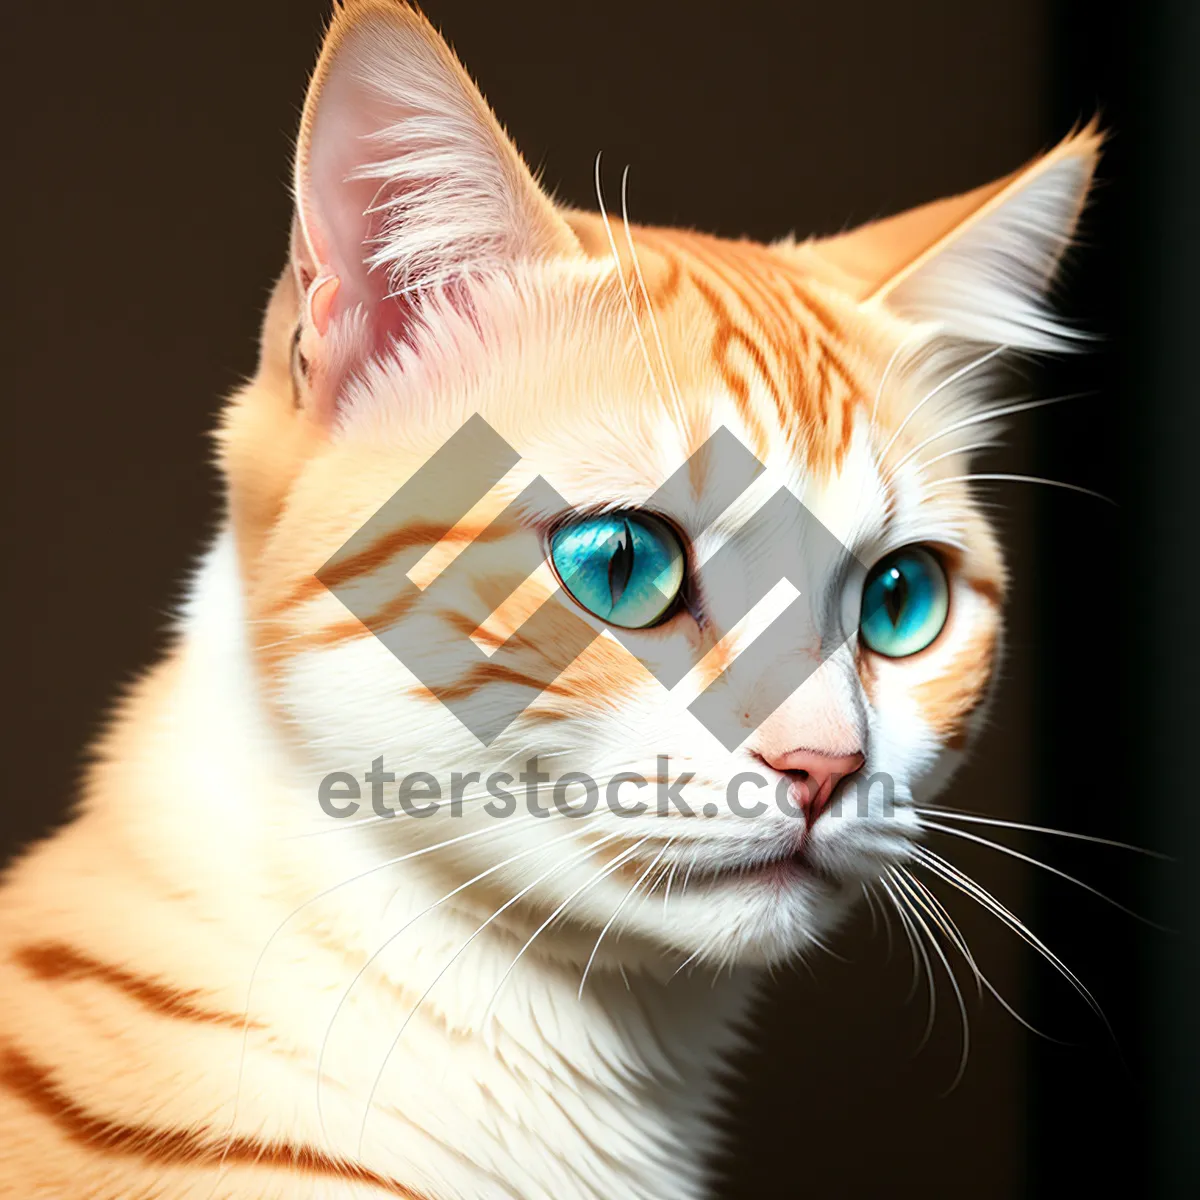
[607, 520, 635, 606]
[883, 565, 908, 627]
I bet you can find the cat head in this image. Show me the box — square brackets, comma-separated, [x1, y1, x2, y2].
[219, 0, 1098, 970]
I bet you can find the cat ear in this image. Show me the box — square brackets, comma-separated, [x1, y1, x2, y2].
[290, 0, 579, 407]
[811, 124, 1103, 349]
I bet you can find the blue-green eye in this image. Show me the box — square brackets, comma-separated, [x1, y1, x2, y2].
[550, 512, 685, 629]
[860, 546, 950, 658]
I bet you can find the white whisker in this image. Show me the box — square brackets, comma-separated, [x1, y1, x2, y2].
[315, 819, 588, 1149]
[888, 866, 971, 1091]
[355, 832, 615, 1157]
[662, 858, 681, 912]
[910, 845, 1115, 1042]
[620, 166, 686, 426]
[860, 881, 881, 939]
[481, 833, 653, 1025]
[594, 152, 667, 410]
[893, 866, 983, 995]
[920, 819, 1166, 929]
[915, 806, 1170, 859]
[869, 332, 921, 434]
[925, 473, 1115, 505]
[900, 867, 1058, 1040]
[216, 809, 549, 1172]
[578, 839, 675, 1000]
[913, 439, 1003, 475]
[878, 875, 936, 1040]
[886, 391, 1092, 481]
[876, 345, 1008, 469]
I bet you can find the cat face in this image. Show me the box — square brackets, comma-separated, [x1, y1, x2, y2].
[222, 0, 1097, 970]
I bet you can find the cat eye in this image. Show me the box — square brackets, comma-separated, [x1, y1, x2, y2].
[550, 512, 685, 629]
[859, 546, 950, 658]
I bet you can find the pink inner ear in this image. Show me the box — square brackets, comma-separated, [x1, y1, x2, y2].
[308, 276, 339, 336]
[301, 62, 396, 327]
[297, 69, 463, 368]
[290, 12, 580, 414]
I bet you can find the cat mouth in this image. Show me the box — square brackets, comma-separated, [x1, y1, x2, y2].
[684, 839, 834, 891]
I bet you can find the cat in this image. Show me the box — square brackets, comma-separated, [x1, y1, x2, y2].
[0, 1, 1099, 1197]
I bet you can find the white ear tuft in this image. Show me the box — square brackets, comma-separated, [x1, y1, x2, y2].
[289, 0, 578, 409]
[814, 124, 1103, 350]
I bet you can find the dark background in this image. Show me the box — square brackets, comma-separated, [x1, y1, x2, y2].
[2, 1, 1194, 1196]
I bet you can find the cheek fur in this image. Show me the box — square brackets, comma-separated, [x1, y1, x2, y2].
[914, 623, 999, 749]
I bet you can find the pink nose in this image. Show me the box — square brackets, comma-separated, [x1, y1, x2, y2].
[758, 746, 866, 828]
